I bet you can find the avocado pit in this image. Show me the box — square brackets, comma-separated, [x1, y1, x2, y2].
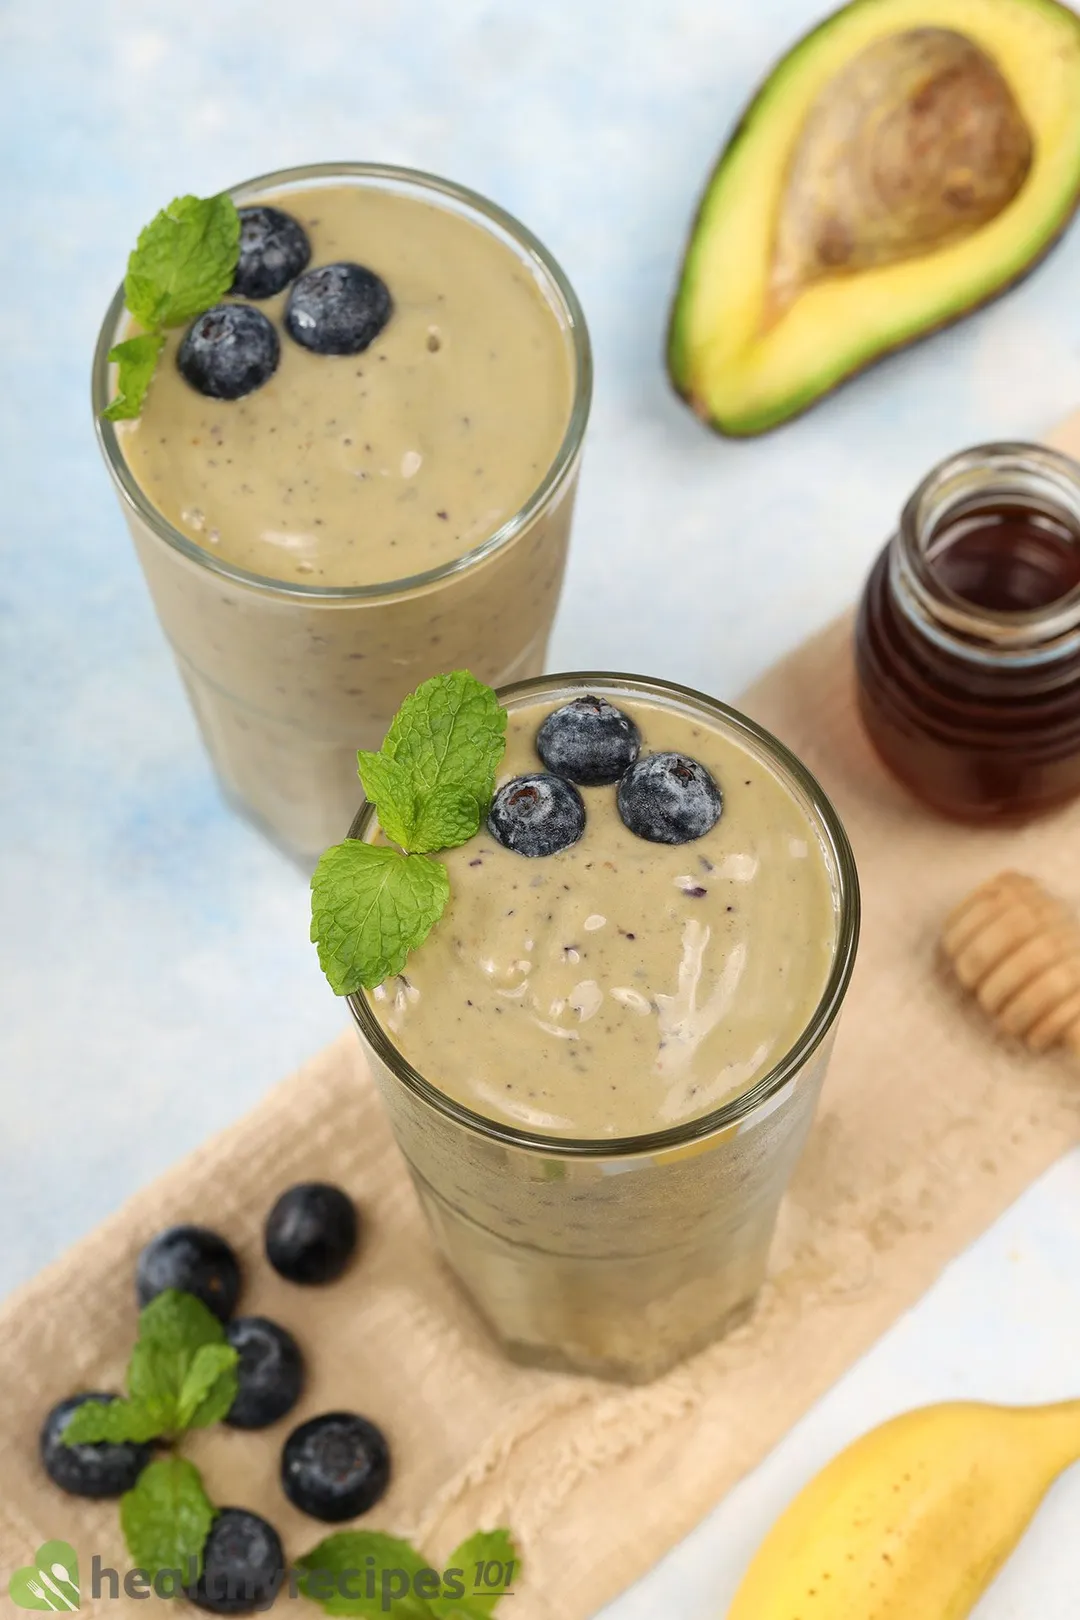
[769, 27, 1033, 318]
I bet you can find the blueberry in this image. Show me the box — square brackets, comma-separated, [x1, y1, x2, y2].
[188, 1508, 285, 1614]
[136, 1225, 241, 1321]
[40, 1394, 153, 1498]
[281, 1411, 391, 1522]
[487, 773, 586, 858]
[265, 1183, 358, 1285]
[285, 262, 392, 355]
[617, 752, 723, 844]
[230, 206, 311, 300]
[224, 1317, 305, 1430]
[178, 303, 279, 400]
[536, 696, 641, 786]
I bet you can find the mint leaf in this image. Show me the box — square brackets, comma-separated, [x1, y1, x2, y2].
[357, 750, 419, 850]
[104, 331, 165, 421]
[431, 1530, 520, 1618]
[103, 192, 241, 422]
[383, 672, 506, 815]
[296, 1530, 432, 1617]
[311, 842, 450, 994]
[177, 1342, 239, 1430]
[120, 1456, 216, 1582]
[60, 1397, 162, 1446]
[125, 193, 240, 330]
[136, 1289, 227, 1364]
[408, 785, 483, 855]
[357, 755, 484, 855]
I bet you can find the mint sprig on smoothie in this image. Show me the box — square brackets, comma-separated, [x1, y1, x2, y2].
[311, 672, 507, 994]
[103, 192, 241, 420]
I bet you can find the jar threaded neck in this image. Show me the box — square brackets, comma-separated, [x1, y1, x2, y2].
[893, 441, 1080, 667]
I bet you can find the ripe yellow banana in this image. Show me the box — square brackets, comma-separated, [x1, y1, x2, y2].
[726, 1399, 1080, 1619]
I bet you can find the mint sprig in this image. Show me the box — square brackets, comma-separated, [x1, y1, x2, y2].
[61, 1289, 239, 1445]
[103, 192, 241, 421]
[312, 672, 507, 994]
[297, 1527, 520, 1619]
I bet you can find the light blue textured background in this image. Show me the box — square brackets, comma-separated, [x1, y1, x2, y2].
[4, 3, 1080, 1613]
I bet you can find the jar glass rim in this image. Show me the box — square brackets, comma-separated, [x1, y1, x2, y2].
[896, 440, 1080, 657]
[91, 161, 593, 603]
[346, 670, 861, 1159]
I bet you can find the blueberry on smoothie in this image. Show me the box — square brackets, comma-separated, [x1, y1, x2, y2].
[281, 1411, 391, 1522]
[230, 205, 311, 300]
[40, 1394, 153, 1498]
[488, 773, 586, 857]
[178, 304, 280, 400]
[617, 752, 722, 844]
[136, 1224, 242, 1321]
[224, 1317, 305, 1430]
[536, 695, 641, 786]
[265, 1182, 358, 1285]
[284, 262, 392, 355]
[188, 1508, 285, 1614]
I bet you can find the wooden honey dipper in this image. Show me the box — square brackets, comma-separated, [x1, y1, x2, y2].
[941, 871, 1080, 1056]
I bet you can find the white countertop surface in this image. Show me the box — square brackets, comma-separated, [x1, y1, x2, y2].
[4, 0, 1080, 1611]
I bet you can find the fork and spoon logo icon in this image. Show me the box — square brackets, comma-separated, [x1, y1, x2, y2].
[8, 1541, 80, 1610]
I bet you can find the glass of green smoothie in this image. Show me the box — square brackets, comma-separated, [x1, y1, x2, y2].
[92, 163, 591, 865]
[346, 673, 859, 1383]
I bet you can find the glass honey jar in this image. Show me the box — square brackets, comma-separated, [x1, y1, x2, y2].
[855, 442, 1080, 821]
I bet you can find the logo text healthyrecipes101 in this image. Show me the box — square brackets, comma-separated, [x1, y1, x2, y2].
[9, 1539, 517, 1613]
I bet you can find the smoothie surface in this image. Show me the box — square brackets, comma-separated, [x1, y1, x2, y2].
[367, 693, 838, 1137]
[117, 181, 575, 586]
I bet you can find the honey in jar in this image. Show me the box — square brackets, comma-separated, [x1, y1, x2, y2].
[855, 443, 1080, 821]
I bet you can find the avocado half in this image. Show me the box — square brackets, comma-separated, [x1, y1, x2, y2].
[668, 0, 1080, 436]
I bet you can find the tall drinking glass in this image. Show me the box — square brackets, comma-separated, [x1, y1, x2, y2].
[348, 673, 860, 1383]
[92, 164, 592, 864]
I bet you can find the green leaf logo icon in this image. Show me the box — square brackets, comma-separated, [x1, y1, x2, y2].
[8, 1541, 80, 1610]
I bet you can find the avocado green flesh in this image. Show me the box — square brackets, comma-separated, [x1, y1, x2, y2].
[669, 0, 1080, 437]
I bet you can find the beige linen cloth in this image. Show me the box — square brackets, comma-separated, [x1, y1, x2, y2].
[6, 416, 1080, 1617]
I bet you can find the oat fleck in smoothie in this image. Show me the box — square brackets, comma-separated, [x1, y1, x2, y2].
[351, 677, 856, 1381]
[99, 167, 587, 860]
